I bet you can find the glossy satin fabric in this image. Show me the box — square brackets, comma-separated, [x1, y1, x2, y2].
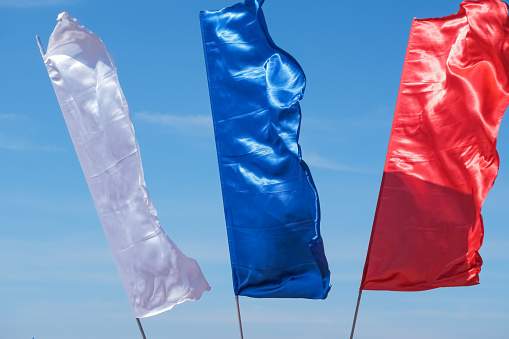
[200, 0, 330, 298]
[362, 0, 509, 291]
[38, 13, 210, 317]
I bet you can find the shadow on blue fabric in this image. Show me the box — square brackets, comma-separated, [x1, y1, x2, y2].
[200, 0, 331, 299]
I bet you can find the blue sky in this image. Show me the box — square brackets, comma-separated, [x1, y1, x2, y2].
[1, 0, 508, 338]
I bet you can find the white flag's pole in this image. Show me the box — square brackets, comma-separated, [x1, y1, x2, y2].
[136, 318, 147, 339]
[349, 289, 363, 339]
[235, 296, 245, 339]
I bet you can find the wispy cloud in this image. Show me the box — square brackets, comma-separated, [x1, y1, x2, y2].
[0, 113, 24, 121]
[0, 0, 76, 7]
[134, 111, 213, 139]
[304, 105, 393, 130]
[371, 307, 509, 319]
[243, 308, 337, 325]
[0, 114, 65, 152]
[135, 111, 212, 129]
[0, 237, 117, 284]
[0, 134, 64, 152]
[305, 153, 375, 174]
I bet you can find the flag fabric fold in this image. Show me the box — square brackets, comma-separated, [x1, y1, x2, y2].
[200, 0, 330, 299]
[361, 0, 509, 291]
[38, 12, 210, 317]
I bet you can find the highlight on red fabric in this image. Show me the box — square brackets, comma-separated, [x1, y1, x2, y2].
[361, 0, 509, 291]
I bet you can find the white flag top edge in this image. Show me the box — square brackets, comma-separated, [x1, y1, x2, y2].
[38, 12, 210, 318]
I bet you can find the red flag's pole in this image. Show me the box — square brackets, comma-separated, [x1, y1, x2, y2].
[349, 289, 363, 339]
[136, 318, 147, 339]
[235, 296, 245, 339]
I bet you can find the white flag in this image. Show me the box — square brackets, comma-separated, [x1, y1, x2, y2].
[37, 12, 210, 318]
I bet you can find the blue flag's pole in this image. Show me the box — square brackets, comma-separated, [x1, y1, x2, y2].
[136, 318, 147, 339]
[235, 296, 245, 339]
[349, 289, 363, 339]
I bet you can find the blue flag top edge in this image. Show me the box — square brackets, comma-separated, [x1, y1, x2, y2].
[200, 0, 331, 299]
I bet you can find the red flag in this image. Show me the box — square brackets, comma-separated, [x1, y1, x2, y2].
[361, 0, 509, 291]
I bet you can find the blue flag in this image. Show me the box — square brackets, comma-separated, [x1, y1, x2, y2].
[200, 0, 330, 299]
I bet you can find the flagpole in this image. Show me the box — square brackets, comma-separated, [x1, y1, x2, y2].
[136, 318, 147, 339]
[235, 296, 245, 339]
[349, 289, 363, 339]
